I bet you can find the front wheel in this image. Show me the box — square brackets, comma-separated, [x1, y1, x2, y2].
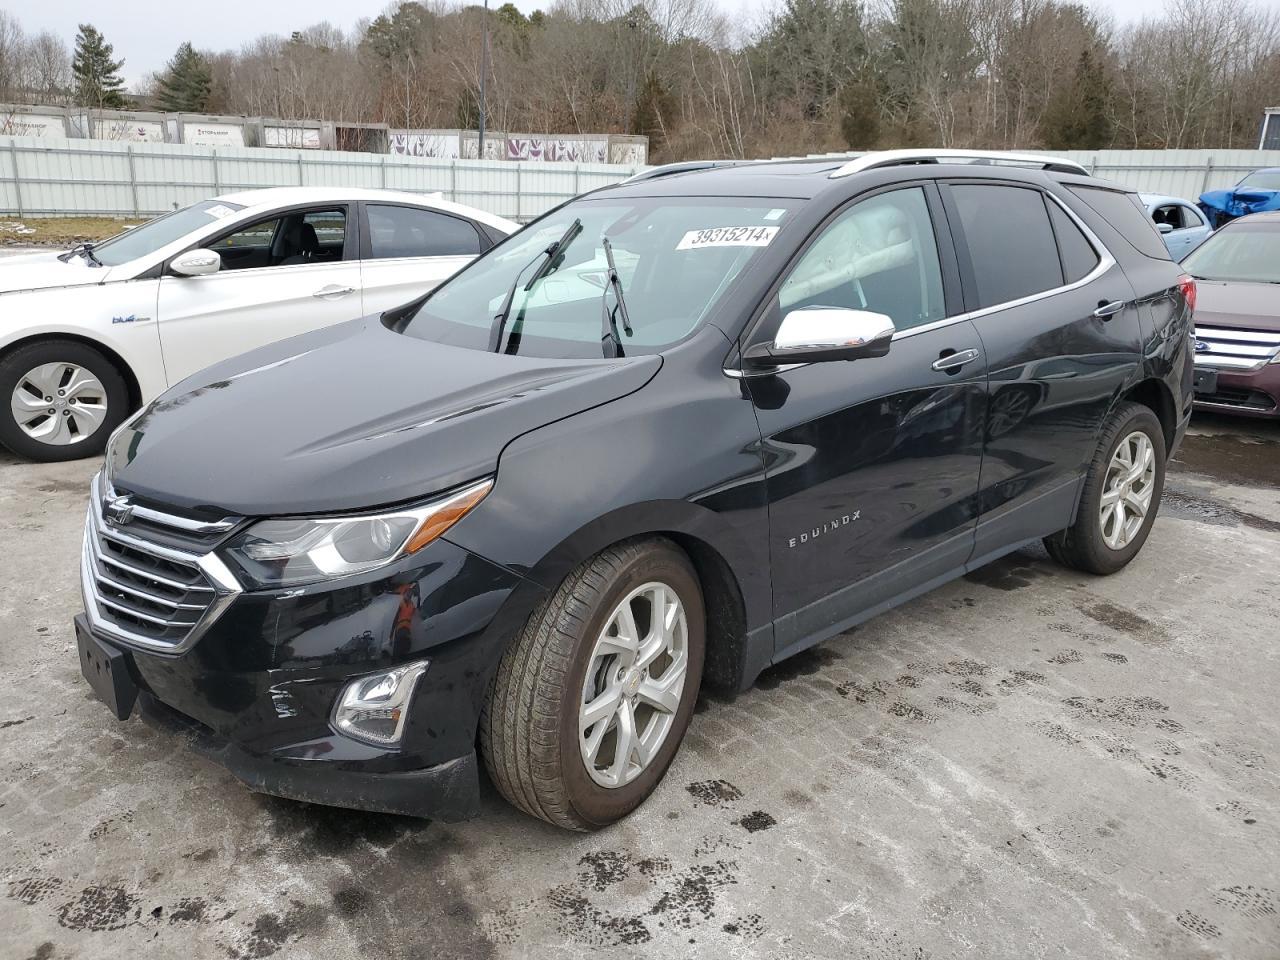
[1043, 402, 1166, 575]
[480, 538, 705, 830]
[0, 340, 130, 462]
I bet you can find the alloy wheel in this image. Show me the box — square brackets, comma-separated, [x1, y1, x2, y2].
[579, 581, 689, 789]
[9, 362, 108, 446]
[1099, 429, 1156, 550]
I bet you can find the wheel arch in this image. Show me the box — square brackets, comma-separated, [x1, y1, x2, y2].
[492, 499, 759, 693]
[1119, 377, 1176, 454]
[0, 331, 143, 412]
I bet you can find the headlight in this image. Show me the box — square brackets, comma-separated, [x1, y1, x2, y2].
[223, 478, 492, 587]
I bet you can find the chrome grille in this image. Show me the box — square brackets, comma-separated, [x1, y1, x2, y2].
[81, 473, 242, 654]
[1194, 326, 1280, 370]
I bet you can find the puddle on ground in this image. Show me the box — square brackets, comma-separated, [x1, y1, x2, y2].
[1173, 432, 1279, 489]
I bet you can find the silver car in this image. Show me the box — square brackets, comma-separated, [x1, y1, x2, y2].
[1141, 193, 1212, 259]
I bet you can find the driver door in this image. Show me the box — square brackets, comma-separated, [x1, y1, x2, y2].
[156, 205, 362, 384]
[743, 184, 988, 657]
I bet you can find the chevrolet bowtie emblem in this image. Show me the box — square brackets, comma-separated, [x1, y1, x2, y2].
[104, 497, 135, 526]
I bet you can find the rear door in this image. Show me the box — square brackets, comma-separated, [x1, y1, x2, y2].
[358, 203, 486, 314]
[743, 183, 989, 657]
[941, 181, 1143, 563]
[156, 205, 361, 383]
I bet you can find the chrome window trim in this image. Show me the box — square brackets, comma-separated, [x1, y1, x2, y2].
[81, 473, 242, 656]
[725, 187, 1116, 376]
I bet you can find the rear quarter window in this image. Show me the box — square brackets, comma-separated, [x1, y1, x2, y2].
[1069, 186, 1170, 260]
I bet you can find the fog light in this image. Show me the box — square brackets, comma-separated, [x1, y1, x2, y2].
[331, 660, 428, 747]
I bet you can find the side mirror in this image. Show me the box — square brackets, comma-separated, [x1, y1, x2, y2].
[744, 307, 896, 368]
[1156, 222, 1174, 234]
[170, 248, 221, 277]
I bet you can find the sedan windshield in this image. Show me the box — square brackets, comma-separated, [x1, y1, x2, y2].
[90, 200, 245, 266]
[1238, 171, 1280, 190]
[402, 197, 794, 358]
[1181, 221, 1280, 283]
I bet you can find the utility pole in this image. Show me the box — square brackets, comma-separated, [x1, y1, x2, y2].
[477, 0, 489, 158]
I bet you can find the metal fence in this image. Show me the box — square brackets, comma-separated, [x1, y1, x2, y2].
[1048, 149, 1280, 199]
[5, 138, 1280, 223]
[0, 136, 646, 222]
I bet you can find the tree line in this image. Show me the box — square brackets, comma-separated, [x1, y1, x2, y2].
[1, 0, 1277, 162]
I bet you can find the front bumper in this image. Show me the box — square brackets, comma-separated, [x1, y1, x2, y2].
[138, 689, 479, 819]
[1193, 363, 1280, 419]
[76, 528, 547, 819]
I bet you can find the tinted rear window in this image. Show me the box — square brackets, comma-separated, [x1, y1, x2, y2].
[1047, 201, 1100, 283]
[1069, 186, 1170, 260]
[952, 184, 1063, 308]
[367, 204, 482, 259]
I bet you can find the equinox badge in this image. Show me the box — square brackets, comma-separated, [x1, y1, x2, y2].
[789, 511, 860, 548]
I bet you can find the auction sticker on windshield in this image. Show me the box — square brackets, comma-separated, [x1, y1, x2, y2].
[677, 226, 779, 250]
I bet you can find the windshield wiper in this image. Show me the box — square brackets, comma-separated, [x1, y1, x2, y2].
[599, 236, 633, 359]
[59, 242, 102, 267]
[487, 218, 582, 353]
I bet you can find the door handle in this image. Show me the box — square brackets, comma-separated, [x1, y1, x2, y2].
[931, 348, 980, 372]
[313, 285, 355, 299]
[1093, 300, 1126, 320]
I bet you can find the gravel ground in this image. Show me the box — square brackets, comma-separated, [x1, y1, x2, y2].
[1, 412, 1277, 960]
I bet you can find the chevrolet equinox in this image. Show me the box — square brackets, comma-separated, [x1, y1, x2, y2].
[77, 150, 1195, 830]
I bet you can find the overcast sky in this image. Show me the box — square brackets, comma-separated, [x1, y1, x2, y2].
[8, 0, 1280, 84]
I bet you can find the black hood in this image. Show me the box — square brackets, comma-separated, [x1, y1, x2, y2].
[109, 316, 661, 516]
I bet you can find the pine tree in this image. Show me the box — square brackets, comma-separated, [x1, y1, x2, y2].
[156, 42, 212, 112]
[1041, 48, 1114, 150]
[72, 23, 127, 108]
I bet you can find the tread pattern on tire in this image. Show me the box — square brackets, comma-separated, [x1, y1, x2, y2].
[480, 538, 666, 831]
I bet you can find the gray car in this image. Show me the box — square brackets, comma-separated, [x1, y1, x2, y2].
[1141, 192, 1212, 259]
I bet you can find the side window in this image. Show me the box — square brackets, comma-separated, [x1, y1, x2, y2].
[205, 207, 346, 270]
[951, 184, 1063, 308]
[209, 218, 279, 256]
[1068, 186, 1170, 260]
[1151, 204, 1181, 230]
[1178, 204, 1204, 229]
[1046, 201, 1100, 284]
[777, 187, 945, 332]
[367, 205, 482, 259]
[305, 210, 347, 250]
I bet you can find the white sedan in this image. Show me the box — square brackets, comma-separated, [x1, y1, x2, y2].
[0, 187, 517, 461]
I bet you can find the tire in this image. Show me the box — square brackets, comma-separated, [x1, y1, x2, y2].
[1043, 402, 1166, 575]
[480, 537, 705, 831]
[0, 339, 130, 462]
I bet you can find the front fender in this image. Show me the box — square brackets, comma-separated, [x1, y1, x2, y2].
[0, 281, 165, 401]
[442, 339, 772, 632]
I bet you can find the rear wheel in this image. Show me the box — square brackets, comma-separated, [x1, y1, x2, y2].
[480, 538, 705, 830]
[0, 340, 130, 462]
[1043, 402, 1166, 575]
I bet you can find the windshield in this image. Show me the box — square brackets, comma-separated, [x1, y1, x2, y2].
[402, 197, 794, 358]
[90, 200, 246, 266]
[1181, 221, 1280, 283]
[1237, 171, 1280, 190]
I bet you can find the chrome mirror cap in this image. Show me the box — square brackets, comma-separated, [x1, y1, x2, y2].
[745, 306, 896, 368]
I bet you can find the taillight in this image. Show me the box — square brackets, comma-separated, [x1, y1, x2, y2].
[1177, 274, 1196, 313]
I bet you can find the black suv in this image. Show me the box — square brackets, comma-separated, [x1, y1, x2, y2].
[77, 150, 1195, 830]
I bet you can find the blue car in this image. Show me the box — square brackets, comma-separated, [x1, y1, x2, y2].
[1142, 193, 1213, 259]
[1198, 168, 1280, 228]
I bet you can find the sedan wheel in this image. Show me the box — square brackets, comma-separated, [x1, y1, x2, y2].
[10, 362, 109, 446]
[0, 340, 130, 462]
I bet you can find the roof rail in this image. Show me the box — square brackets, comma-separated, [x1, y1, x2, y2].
[620, 160, 741, 184]
[829, 149, 1089, 179]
